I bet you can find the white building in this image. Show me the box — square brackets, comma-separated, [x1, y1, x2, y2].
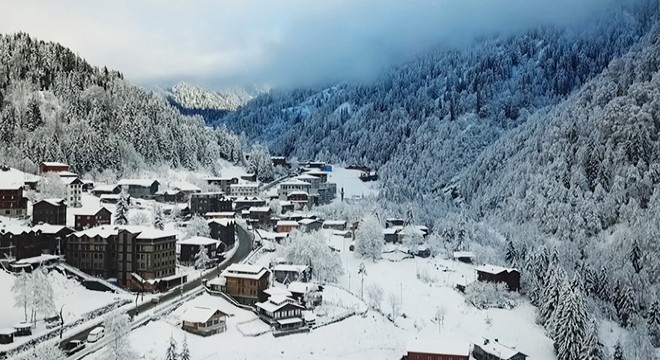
[230, 183, 259, 197]
[61, 177, 83, 208]
[278, 179, 312, 201]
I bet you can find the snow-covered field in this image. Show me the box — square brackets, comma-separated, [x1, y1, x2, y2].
[0, 270, 126, 351]
[327, 167, 379, 200]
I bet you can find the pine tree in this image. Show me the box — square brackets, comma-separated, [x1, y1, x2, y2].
[153, 205, 165, 230]
[12, 270, 31, 323]
[505, 239, 517, 265]
[595, 266, 609, 301]
[612, 342, 625, 360]
[614, 282, 635, 328]
[629, 240, 643, 273]
[180, 335, 191, 360]
[649, 301, 660, 326]
[555, 286, 588, 360]
[114, 188, 130, 225]
[540, 267, 564, 326]
[194, 245, 211, 270]
[579, 319, 604, 360]
[165, 334, 178, 360]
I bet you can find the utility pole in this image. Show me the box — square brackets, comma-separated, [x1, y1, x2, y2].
[358, 262, 367, 300]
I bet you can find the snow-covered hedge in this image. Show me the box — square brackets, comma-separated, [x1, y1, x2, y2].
[464, 281, 518, 310]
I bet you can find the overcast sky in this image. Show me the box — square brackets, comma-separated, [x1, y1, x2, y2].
[0, 0, 615, 89]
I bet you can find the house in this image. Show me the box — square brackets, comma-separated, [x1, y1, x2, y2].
[332, 230, 352, 239]
[287, 191, 310, 208]
[298, 218, 322, 232]
[60, 177, 83, 207]
[263, 287, 293, 299]
[0, 224, 72, 260]
[220, 264, 270, 305]
[406, 338, 471, 360]
[116, 179, 160, 199]
[38, 162, 69, 174]
[271, 156, 287, 167]
[255, 295, 305, 330]
[287, 281, 323, 307]
[316, 183, 337, 205]
[453, 251, 475, 264]
[66, 226, 177, 288]
[0, 179, 27, 217]
[472, 339, 527, 360]
[178, 236, 220, 264]
[91, 184, 121, 197]
[204, 212, 236, 219]
[171, 181, 202, 198]
[272, 264, 311, 284]
[190, 192, 231, 216]
[278, 179, 312, 201]
[155, 190, 186, 203]
[207, 276, 226, 293]
[74, 207, 112, 231]
[0, 328, 14, 344]
[280, 200, 294, 214]
[32, 224, 74, 256]
[233, 197, 266, 212]
[305, 169, 329, 182]
[322, 220, 347, 231]
[100, 194, 128, 205]
[204, 177, 239, 194]
[32, 199, 67, 226]
[181, 307, 227, 336]
[207, 219, 236, 249]
[385, 218, 405, 228]
[249, 206, 272, 229]
[383, 227, 403, 243]
[276, 220, 299, 234]
[230, 183, 259, 197]
[476, 265, 521, 291]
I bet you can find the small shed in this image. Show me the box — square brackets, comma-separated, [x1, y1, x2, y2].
[0, 329, 14, 344]
[453, 251, 475, 264]
[13, 323, 32, 336]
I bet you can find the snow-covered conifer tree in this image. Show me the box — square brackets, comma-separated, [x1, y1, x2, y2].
[180, 335, 191, 360]
[12, 270, 31, 322]
[630, 240, 643, 273]
[114, 187, 130, 225]
[505, 239, 517, 265]
[555, 286, 588, 360]
[166, 334, 178, 360]
[194, 245, 211, 270]
[579, 319, 604, 360]
[613, 342, 625, 360]
[153, 205, 165, 230]
[355, 215, 383, 261]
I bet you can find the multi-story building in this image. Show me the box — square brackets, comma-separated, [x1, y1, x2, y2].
[229, 183, 259, 197]
[278, 179, 312, 201]
[0, 224, 73, 260]
[0, 180, 26, 218]
[207, 218, 236, 249]
[38, 162, 69, 174]
[204, 177, 238, 194]
[74, 207, 112, 230]
[248, 206, 272, 229]
[32, 199, 67, 226]
[66, 225, 177, 289]
[190, 192, 232, 216]
[233, 197, 266, 212]
[61, 177, 83, 208]
[220, 264, 270, 305]
[116, 179, 160, 199]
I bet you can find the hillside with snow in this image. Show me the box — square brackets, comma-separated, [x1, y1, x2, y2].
[166, 82, 268, 112]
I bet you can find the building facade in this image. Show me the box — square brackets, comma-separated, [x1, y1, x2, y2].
[0, 184, 26, 217]
[32, 199, 67, 226]
[205, 177, 238, 194]
[190, 192, 231, 216]
[61, 177, 83, 208]
[74, 207, 112, 231]
[38, 162, 69, 174]
[117, 179, 160, 199]
[229, 183, 259, 197]
[220, 264, 270, 305]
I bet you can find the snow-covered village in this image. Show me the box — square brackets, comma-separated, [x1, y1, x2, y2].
[3, 1, 660, 360]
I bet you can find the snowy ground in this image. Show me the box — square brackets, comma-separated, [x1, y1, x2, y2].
[252, 231, 555, 360]
[0, 270, 129, 352]
[327, 166, 379, 200]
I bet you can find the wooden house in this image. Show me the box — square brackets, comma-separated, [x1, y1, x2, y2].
[181, 307, 227, 336]
[453, 251, 475, 263]
[220, 264, 270, 305]
[0, 328, 14, 344]
[74, 207, 111, 231]
[255, 295, 305, 330]
[155, 190, 186, 203]
[298, 218, 322, 232]
[406, 338, 471, 360]
[272, 264, 311, 284]
[38, 162, 69, 174]
[178, 236, 220, 265]
[0, 180, 26, 218]
[117, 179, 159, 199]
[322, 220, 347, 231]
[276, 220, 299, 234]
[91, 184, 121, 197]
[472, 339, 527, 360]
[287, 281, 323, 308]
[32, 199, 67, 226]
[476, 265, 521, 291]
[207, 218, 235, 249]
[385, 218, 405, 228]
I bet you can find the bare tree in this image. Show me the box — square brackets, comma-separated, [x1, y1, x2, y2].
[388, 291, 401, 321]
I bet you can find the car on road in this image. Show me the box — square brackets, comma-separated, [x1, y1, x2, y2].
[64, 340, 85, 356]
[86, 326, 105, 343]
[151, 297, 160, 304]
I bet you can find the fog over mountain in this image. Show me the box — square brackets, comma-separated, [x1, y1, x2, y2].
[0, 0, 624, 88]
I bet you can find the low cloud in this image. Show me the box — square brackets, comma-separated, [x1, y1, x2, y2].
[0, 0, 619, 89]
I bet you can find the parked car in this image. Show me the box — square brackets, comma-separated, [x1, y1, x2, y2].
[64, 340, 85, 355]
[86, 326, 105, 343]
[151, 297, 160, 304]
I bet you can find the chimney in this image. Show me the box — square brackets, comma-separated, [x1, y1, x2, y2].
[484, 339, 489, 345]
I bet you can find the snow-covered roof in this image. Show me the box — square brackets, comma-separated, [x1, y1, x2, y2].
[288, 281, 319, 294]
[57, 171, 79, 178]
[32, 224, 69, 234]
[178, 236, 219, 246]
[181, 307, 225, 323]
[255, 296, 303, 313]
[15, 254, 60, 265]
[0, 175, 23, 190]
[288, 191, 309, 197]
[276, 317, 303, 325]
[155, 189, 182, 195]
[323, 220, 347, 226]
[204, 176, 238, 181]
[475, 264, 519, 275]
[407, 338, 470, 356]
[0, 328, 15, 335]
[279, 200, 293, 206]
[72, 225, 177, 240]
[476, 339, 525, 359]
[249, 206, 271, 213]
[0, 225, 30, 235]
[117, 179, 158, 187]
[263, 287, 293, 298]
[295, 174, 319, 181]
[280, 179, 311, 186]
[230, 183, 258, 188]
[272, 264, 309, 273]
[208, 276, 226, 286]
[453, 251, 475, 258]
[205, 212, 235, 218]
[72, 207, 111, 216]
[92, 184, 119, 192]
[41, 161, 68, 167]
[37, 198, 65, 207]
[255, 229, 277, 240]
[172, 181, 201, 192]
[383, 228, 400, 235]
[277, 220, 299, 227]
[298, 218, 318, 225]
[221, 264, 269, 280]
[100, 194, 121, 200]
[207, 218, 234, 227]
